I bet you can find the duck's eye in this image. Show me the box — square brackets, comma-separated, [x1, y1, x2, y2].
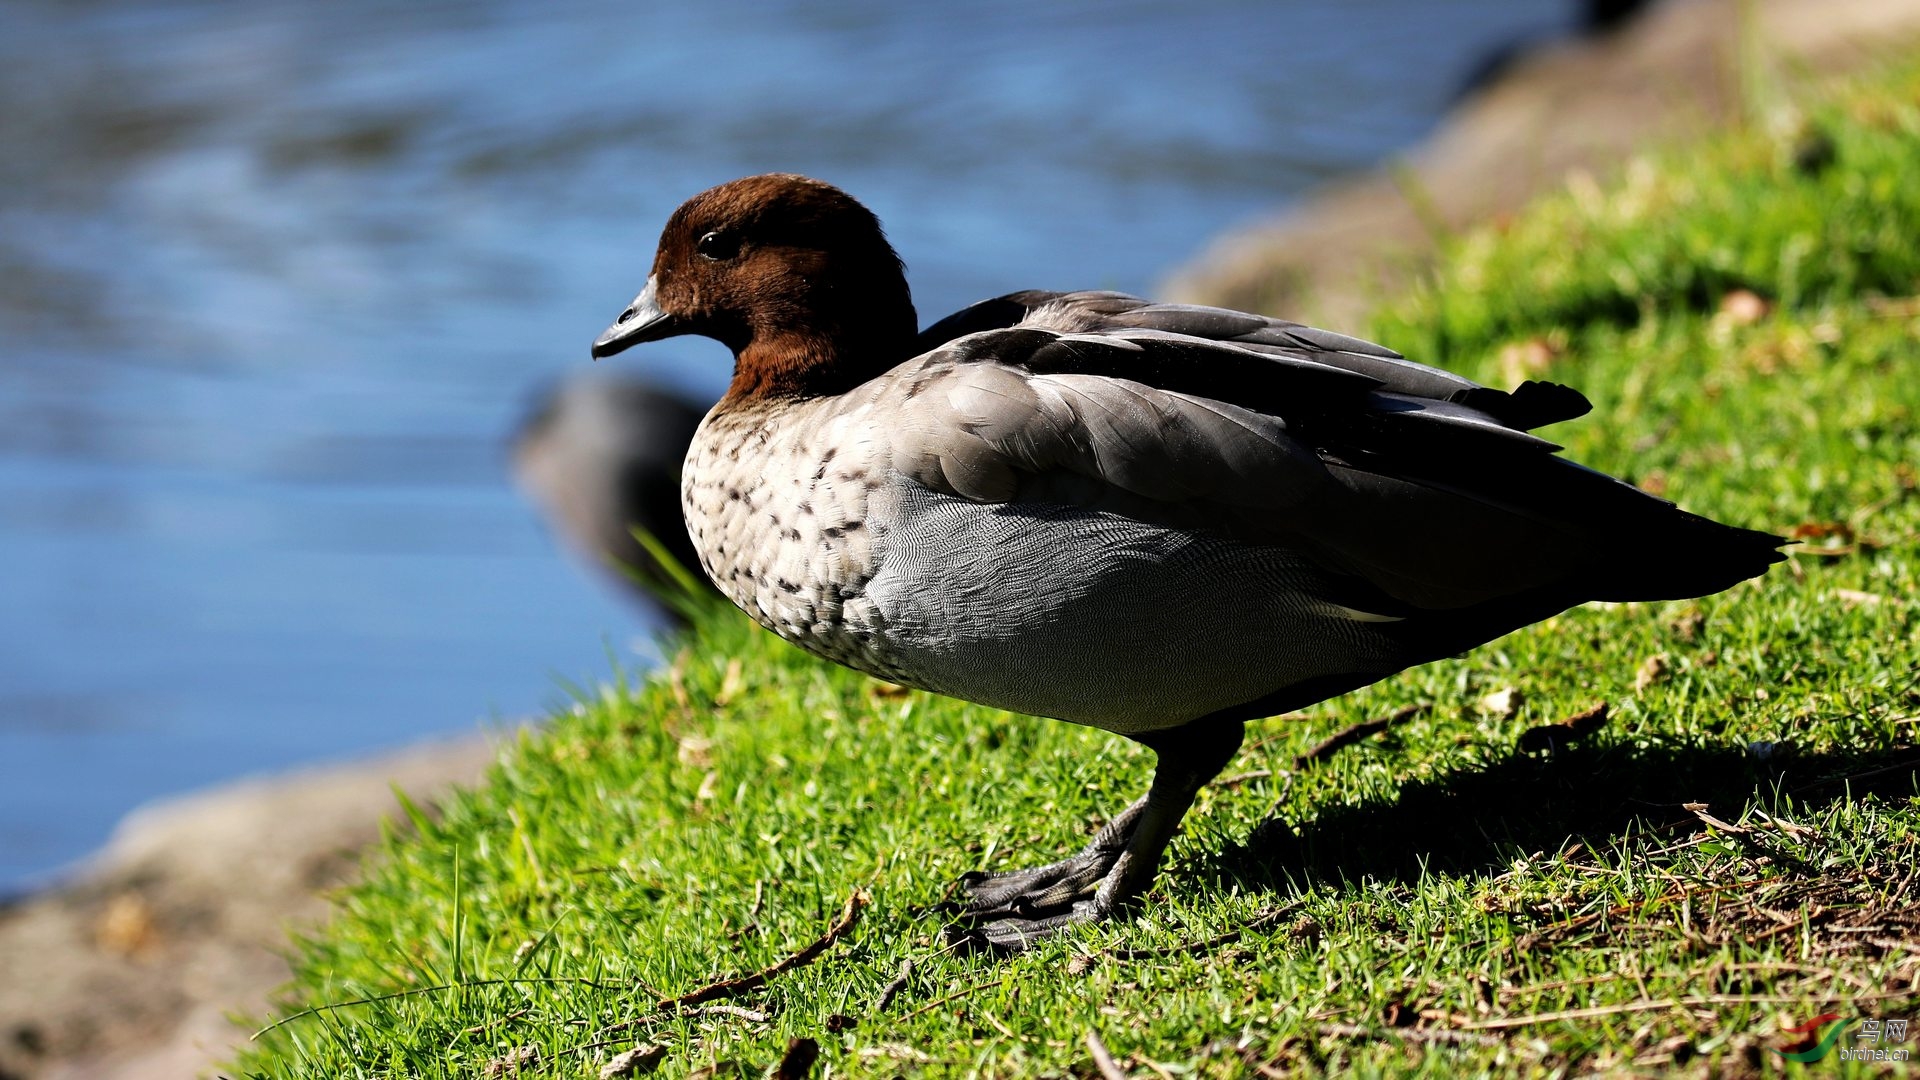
[696, 230, 738, 261]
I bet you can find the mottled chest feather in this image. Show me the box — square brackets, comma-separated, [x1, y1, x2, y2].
[681, 394, 909, 678]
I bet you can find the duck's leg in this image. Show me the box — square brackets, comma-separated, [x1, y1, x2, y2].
[947, 718, 1245, 952]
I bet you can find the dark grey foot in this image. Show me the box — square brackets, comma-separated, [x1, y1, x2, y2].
[944, 800, 1148, 953]
[944, 896, 1108, 953]
[941, 719, 1247, 954]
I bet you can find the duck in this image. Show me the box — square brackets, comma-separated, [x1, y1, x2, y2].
[512, 374, 711, 623]
[588, 173, 1783, 951]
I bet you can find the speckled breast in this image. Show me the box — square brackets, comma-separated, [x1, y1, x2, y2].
[680, 395, 914, 682]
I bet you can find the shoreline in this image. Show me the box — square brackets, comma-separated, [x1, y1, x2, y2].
[0, 736, 499, 1080]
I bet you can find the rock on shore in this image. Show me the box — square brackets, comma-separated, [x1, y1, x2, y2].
[1164, 0, 1920, 324]
[0, 737, 497, 1080]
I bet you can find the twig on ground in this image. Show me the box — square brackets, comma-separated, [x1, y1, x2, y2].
[556, 890, 866, 1061]
[484, 1045, 541, 1076]
[1318, 1022, 1503, 1048]
[686, 1004, 771, 1023]
[1517, 702, 1610, 755]
[597, 1044, 666, 1078]
[873, 957, 915, 1013]
[659, 889, 868, 1010]
[1871, 937, 1920, 957]
[1294, 704, 1428, 768]
[977, 1009, 1018, 1039]
[1684, 802, 1747, 834]
[857, 1044, 933, 1063]
[1086, 1032, 1128, 1080]
[1136, 1054, 1179, 1080]
[1214, 769, 1273, 789]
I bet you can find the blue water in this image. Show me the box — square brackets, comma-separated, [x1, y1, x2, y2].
[0, 0, 1577, 891]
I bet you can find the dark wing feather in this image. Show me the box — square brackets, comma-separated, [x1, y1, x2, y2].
[912, 290, 1064, 352]
[899, 292, 1783, 619]
[944, 291, 1595, 432]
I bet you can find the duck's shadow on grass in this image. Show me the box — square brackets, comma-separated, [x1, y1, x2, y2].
[1205, 740, 1919, 890]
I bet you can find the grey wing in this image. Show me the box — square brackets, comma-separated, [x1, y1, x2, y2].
[886, 308, 1780, 617]
[923, 291, 1593, 435]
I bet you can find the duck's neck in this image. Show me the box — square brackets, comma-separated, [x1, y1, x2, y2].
[726, 291, 918, 403]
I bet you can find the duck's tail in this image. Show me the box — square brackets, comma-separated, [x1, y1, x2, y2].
[1588, 506, 1787, 603]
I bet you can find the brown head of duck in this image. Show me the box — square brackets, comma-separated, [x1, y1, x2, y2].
[591, 174, 919, 402]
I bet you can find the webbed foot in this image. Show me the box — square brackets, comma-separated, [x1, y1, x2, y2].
[943, 799, 1147, 953]
[940, 719, 1247, 954]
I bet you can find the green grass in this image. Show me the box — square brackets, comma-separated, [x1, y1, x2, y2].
[236, 64, 1920, 1078]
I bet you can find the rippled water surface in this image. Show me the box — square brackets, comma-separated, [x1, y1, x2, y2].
[0, 0, 1576, 890]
